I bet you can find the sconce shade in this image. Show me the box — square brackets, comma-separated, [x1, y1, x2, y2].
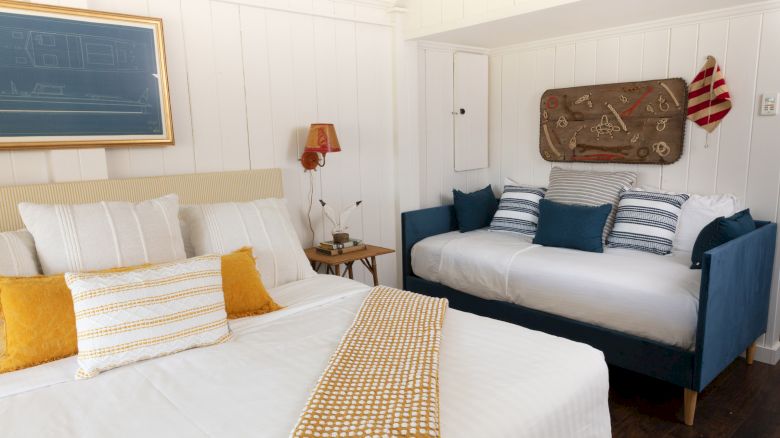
[304, 123, 341, 154]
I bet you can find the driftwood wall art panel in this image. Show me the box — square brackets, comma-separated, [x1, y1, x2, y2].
[539, 79, 687, 164]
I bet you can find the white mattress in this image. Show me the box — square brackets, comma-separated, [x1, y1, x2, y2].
[412, 229, 701, 350]
[0, 274, 610, 438]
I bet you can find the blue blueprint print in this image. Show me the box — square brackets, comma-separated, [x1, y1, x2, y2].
[0, 11, 163, 137]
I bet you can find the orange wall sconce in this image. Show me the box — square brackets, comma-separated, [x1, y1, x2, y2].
[300, 123, 341, 171]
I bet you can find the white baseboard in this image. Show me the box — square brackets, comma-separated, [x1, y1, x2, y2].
[755, 341, 780, 365]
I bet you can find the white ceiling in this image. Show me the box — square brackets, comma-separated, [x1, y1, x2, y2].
[412, 0, 766, 49]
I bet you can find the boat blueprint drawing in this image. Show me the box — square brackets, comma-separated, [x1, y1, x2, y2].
[0, 7, 168, 141]
[0, 81, 151, 114]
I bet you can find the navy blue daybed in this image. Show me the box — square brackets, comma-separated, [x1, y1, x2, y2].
[401, 204, 776, 425]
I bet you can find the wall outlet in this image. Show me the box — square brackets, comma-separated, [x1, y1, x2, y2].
[760, 93, 778, 116]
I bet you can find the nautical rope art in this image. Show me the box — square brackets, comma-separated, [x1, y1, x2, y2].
[540, 78, 687, 164]
[590, 115, 621, 139]
[687, 56, 731, 133]
[290, 286, 448, 438]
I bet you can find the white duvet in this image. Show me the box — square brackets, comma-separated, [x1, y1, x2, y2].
[412, 229, 701, 350]
[0, 275, 610, 437]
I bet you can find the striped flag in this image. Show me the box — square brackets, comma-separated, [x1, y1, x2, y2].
[687, 56, 731, 133]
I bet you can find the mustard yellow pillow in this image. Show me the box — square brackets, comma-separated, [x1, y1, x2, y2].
[0, 275, 78, 373]
[0, 309, 7, 358]
[0, 263, 147, 373]
[222, 247, 281, 318]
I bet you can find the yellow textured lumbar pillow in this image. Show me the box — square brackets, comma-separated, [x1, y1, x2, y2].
[0, 275, 78, 373]
[222, 247, 281, 319]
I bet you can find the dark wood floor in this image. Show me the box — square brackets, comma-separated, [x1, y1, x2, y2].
[609, 358, 780, 437]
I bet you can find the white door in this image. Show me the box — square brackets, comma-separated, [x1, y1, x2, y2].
[453, 52, 488, 171]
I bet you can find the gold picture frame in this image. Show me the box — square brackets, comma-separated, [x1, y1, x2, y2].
[0, 0, 173, 149]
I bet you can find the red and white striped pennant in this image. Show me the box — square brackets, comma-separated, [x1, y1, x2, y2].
[687, 56, 731, 133]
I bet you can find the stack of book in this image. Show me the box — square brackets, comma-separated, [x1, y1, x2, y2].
[316, 239, 366, 256]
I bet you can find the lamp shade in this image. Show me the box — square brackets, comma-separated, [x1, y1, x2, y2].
[304, 123, 341, 154]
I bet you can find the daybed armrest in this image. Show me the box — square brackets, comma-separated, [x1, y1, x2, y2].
[401, 205, 458, 287]
[694, 221, 777, 390]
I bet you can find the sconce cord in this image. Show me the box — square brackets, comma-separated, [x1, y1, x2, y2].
[307, 170, 315, 247]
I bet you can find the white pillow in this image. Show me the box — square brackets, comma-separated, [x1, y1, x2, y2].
[504, 177, 524, 186]
[673, 194, 739, 252]
[608, 190, 689, 255]
[0, 230, 40, 276]
[181, 198, 315, 288]
[65, 255, 230, 379]
[19, 194, 186, 275]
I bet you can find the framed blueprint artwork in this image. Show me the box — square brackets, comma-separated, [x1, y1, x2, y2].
[0, 1, 173, 149]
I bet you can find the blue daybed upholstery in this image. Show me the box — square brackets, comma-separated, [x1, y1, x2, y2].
[401, 204, 776, 396]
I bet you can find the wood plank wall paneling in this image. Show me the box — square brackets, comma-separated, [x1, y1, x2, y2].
[356, 23, 397, 285]
[751, 11, 780, 344]
[419, 46, 494, 209]
[3, 0, 396, 287]
[422, 49, 455, 207]
[152, 0, 196, 176]
[417, 9, 780, 345]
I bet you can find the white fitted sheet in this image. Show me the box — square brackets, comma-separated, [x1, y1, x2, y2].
[412, 229, 701, 350]
[0, 274, 610, 438]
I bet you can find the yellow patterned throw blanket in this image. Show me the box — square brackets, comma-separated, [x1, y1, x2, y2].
[291, 286, 448, 438]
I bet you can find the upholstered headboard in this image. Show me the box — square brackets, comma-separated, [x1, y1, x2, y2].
[0, 169, 283, 232]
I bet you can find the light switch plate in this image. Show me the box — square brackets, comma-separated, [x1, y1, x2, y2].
[760, 93, 778, 116]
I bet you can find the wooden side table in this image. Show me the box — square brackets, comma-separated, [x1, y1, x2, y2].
[304, 245, 395, 286]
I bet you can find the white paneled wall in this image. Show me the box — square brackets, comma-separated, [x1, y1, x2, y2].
[417, 7, 780, 354]
[418, 44, 490, 208]
[487, 12, 779, 205]
[4, 0, 397, 287]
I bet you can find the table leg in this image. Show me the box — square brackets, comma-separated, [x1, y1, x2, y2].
[370, 256, 378, 285]
[359, 257, 379, 286]
[335, 264, 341, 276]
[346, 262, 354, 279]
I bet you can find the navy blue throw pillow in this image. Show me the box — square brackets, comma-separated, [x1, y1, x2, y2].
[691, 209, 756, 269]
[533, 199, 612, 253]
[453, 185, 498, 232]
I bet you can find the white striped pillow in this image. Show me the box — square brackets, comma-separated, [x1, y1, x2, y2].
[65, 255, 231, 379]
[545, 167, 637, 241]
[0, 230, 40, 277]
[19, 194, 186, 275]
[608, 190, 690, 255]
[489, 185, 546, 236]
[181, 199, 315, 288]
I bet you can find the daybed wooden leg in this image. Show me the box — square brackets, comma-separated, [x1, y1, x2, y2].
[746, 341, 757, 365]
[683, 389, 698, 426]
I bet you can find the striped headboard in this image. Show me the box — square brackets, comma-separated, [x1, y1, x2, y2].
[0, 169, 284, 232]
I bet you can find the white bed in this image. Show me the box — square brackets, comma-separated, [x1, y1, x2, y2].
[412, 229, 701, 350]
[0, 274, 611, 437]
